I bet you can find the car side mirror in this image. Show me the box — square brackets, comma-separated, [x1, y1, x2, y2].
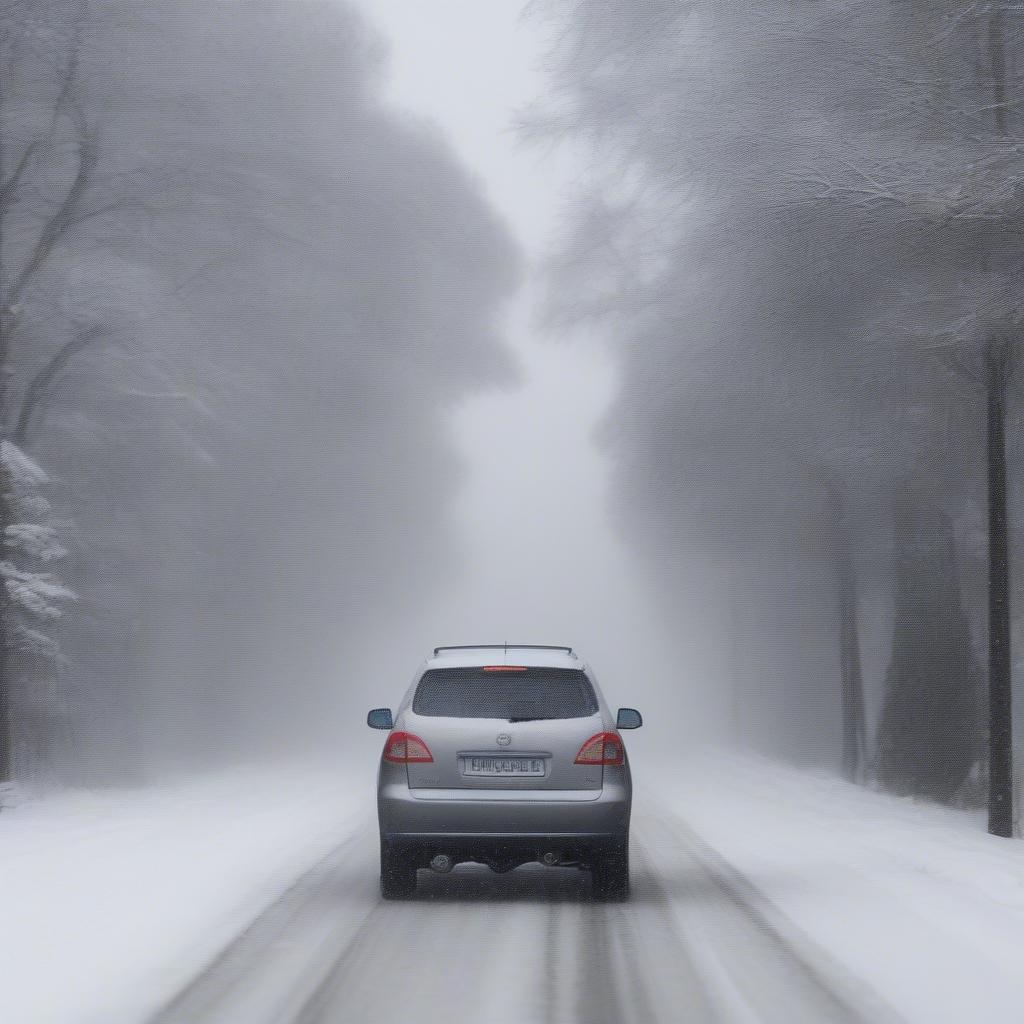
[367, 708, 394, 730]
[616, 707, 642, 730]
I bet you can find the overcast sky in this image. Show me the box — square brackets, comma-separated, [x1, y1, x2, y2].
[344, 0, 687, 732]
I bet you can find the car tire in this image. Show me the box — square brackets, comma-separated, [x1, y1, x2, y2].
[591, 839, 629, 901]
[380, 839, 417, 899]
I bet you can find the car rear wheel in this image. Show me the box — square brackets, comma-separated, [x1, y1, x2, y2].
[380, 839, 417, 899]
[591, 839, 629, 900]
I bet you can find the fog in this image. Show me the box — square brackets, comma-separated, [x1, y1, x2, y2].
[529, 0, 1024, 791]
[4, 3, 1024, 1022]
[343, 0, 698, 759]
[2, 0, 525, 782]
[0, 0, 706, 789]
[1, 0, 1014, 800]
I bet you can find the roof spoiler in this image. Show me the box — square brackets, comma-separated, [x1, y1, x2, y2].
[432, 644, 575, 657]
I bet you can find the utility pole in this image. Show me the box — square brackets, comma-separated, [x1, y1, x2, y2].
[986, 10, 1015, 837]
[987, 336, 1014, 836]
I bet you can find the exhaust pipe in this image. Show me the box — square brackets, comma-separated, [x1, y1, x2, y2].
[429, 853, 454, 874]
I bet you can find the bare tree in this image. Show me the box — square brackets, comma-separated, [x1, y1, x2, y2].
[822, 480, 868, 784]
[0, 1, 109, 782]
[534, 1, 1024, 815]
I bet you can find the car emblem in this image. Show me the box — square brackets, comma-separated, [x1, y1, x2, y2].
[496, 733, 512, 746]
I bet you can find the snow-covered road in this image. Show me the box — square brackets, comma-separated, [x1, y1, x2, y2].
[6, 755, 1020, 1022]
[147, 805, 889, 1024]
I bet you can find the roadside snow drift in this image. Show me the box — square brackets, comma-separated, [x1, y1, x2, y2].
[0, 767, 363, 1024]
[650, 753, 1024, 1023]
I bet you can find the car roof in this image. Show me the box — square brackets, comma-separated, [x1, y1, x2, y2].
[423, 645, 586, 672]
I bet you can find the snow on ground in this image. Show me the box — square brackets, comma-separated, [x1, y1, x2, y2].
[0, 763, 365, 1024]
[6, 749, 1024, 1024]
[648, 752, 1024, 1023]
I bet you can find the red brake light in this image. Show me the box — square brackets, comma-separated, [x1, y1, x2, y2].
[482, 665, 528, 672]
[383, 731, 434, 763]
[574, 732, 625, 766]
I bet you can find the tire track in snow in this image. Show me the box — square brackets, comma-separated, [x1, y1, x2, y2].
[639, 810, 902, 1024]
[148, 810, 899, 1024]
[147, 828, 380, 1024]
[300, 866, 568, 1023]
[610, 841, 721, 1024]
[540, 900, 563, 1024]
[574, 896, 625, 1024]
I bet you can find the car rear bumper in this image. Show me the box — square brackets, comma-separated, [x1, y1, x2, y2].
[384, 832, 624, 872]
[378, 776, 631, 838]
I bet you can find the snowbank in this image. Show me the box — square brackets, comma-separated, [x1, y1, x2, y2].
[0, 764, 365, 1024]
[649, 752, 1024, 1022]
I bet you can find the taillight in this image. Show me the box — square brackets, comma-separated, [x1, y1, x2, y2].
[382, 731, 434, 763]
[574, 732, 625, 766]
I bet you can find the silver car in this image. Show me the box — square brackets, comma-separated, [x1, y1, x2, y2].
[366, 644, 642, 900]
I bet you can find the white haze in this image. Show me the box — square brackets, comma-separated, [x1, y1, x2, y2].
[7, 0, 940, 788]
[1, 0, 528, 782]
[335, 0, 704, 753]
[3, 5, 1022, 1021]
[343, 0, 706, 757]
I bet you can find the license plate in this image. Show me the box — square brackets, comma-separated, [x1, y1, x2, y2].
[463, 756, 545, 777]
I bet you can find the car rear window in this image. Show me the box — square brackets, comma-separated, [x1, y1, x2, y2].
[412, 667, 599, 720]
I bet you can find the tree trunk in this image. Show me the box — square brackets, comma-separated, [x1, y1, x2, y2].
[986, 336, 1014, 837]
[0, 456, 11, 785]
[0, 5, 8, 788]
[830, 488, 867, 783]
[0, 621, 8, 783]
[877, 496, 985, 801]
[838, 543, 867, 782]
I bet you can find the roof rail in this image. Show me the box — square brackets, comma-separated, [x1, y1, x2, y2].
[432, 644, 575, 657]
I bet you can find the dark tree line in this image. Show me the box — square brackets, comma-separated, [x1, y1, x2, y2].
[0, 0, 519, 787]
[533, 1, 1024, 826]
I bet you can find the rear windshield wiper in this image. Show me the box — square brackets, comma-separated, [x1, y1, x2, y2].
[508, 715, 552, 722]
